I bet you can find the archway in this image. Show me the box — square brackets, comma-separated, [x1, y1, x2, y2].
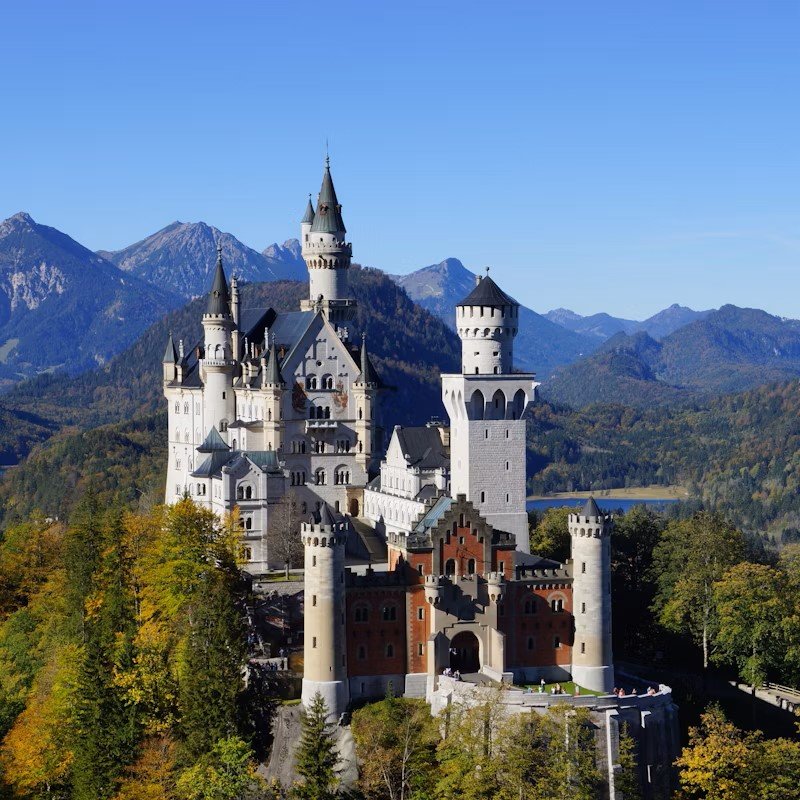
[349, 498, 360, 517]
[450, 631, 480, 673]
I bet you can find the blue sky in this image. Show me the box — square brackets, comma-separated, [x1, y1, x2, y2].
[1, 1, 798, 319]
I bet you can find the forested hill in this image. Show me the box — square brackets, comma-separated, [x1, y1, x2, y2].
[544, 305, 800, 408]
[1, 268, 460, 463]
[530, 379, 800, 536]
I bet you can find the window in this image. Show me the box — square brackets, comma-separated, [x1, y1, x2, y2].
[175, 402, 180, 413]
[312, 555, 317, 567]
[306, 375, 317, 390]
[245, 517, 252, 531]
[358, 645, 366, 660]
[184, 402, 189, 414]
[551, 598, 563, 613]
[505, 461, 509, 471]
[467, 558, 476, 574]
[354, 606, 369, 623]
[382, 605, 397, 621]
[312, 637, 317, 648]
[246, 486, 253, 500]
[505, 429, 509, 439]
[417, 607, 424, 620]
[315, 469, 326, 485]
[581, 602, 586, 614]
[386, 644, 394, 658]
[417, 564, 424, 576]
[581, 642, 586, 654]
[445, 559, 456, 577]
[312, 595, 317, 606]
[484, 429, 488, 439]
[581, 562, 586, 574]
[480, 491, 485, 503]
[554, 636, 561, 649]
[418, 643, 424, 656]
[244, 547, 252, 561]
[527, 636, 534, 650]
[222, 392, 226, 399]
[237, 486, 244, 500]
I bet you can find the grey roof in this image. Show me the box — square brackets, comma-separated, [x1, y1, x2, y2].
[310, 161, 346, 234]
[316, 502, 338, 527]
[457, 275, 519, 308]
[197, 426, 230, 453]
[396, 426, 449, 469]
[581, 497, 602, 518]
[356, 336, 380, 386]
[268, 310, 315, 350]
[263, 339, 284, 385]
[239, 307, 274, 342]
[162, 333, 178, 364]
[413, 496, 453, 534]
[301, 196, 315, 224]
[414, 483, 440, 502]
[192, 450, 233, 478]
[206, 246, 231, 316]
[244, 450, 281, 471]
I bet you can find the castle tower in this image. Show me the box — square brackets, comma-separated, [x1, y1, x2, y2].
[301, 505, 349, 718]
[201, 244, 236, 439]
[261, 337, 285, 453]
[352, 334, 380, 476]
[300, 158, 356, 336]
[569, 497, 614, 693]
[162, 332, 178, 384]
[440, 273, 538, 552]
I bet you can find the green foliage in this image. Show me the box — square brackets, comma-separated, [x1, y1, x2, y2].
[176, 737, 265, 800]
[651, 512, 746, 668]
[292, 692, 339, 800]
[528, 506, 571, 562]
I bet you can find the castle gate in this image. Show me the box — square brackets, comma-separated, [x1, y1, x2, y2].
[450, 631, 480, 673]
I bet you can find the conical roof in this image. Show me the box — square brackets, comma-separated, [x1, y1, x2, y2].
[457, 275, 518, 308]
[197, 426, 231, 453]
[581, 497, 602, 518]
[356, 335, 379, 386]
[162, 332, 178, 364]
[301, 195, 315, 224]
[310, 160, 346, 234]
[263, 339, 284, 385]
[206, 244, 231, 316]
[317, 502, 337, 527]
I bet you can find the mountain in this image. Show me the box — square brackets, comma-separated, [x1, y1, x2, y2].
[392, 258, 598, 377]
[0, 212, 181, 386]
[544, 305, 800, 407]
[545, 303, 712, 341]
[99, 223, 306, 299]
[2, 268, 460, 466]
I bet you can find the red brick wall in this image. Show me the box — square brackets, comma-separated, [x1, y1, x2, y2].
[500, 583, 574, 668]
[407, 585, 429, 673]
[438, 524, 489, 575]
[345, 588, 407, 676]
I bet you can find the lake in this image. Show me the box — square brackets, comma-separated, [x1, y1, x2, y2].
[527, 497, 681, 514]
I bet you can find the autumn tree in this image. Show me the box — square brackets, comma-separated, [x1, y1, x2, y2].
[292, 692, 339, 800]
[651, 512, 745, 668]
[176, 736, 266, 800]
[269, 490, 305, 579]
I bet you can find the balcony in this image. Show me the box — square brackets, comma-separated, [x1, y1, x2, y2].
[305, 419, 338, 432]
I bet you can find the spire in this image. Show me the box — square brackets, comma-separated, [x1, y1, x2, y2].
[310, 158, 346, 234]
[264, 335, 284, 385]
[301, 194, 315, 224]
[206, 242, 231, 316]
[581, 496, 602, 518]
[316, 502, 337, 527]
[197, 426, 231, 453]
[356, 332, 379, 386]
[162, 332, 178, 364]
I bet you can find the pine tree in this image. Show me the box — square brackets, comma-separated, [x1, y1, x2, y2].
[292, 692, 339, 800]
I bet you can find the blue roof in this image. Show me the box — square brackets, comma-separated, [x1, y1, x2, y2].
[413, 496, 453, 533]
[268, 311, 315, 349]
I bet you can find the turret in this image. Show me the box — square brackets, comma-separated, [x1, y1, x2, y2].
[230, 274, 241, 361]
[201, 244, 236, 438]
[300, 158, 356, 334]
[352, 333, 380, 475]
[456, 271, 519, 376]
[162, 332, 178, 384]
[261, 337, 285, 453]
[569, 497, 614, 693]
[300, 504, 349, 719]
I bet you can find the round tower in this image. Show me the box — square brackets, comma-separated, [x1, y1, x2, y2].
[301, 504, 349, 719]
[201, 244, 236, 437]
[300, 158, 356, 333]
[456, 271, 519, 375]
[569, 497, 614, 693]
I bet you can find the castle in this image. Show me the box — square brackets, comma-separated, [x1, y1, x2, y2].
[162, 158, 614, 710]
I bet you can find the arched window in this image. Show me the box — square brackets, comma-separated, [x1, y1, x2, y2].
[445, 559, 456, 577]
[386, 643, 394, 658]
[306, 375, 317, 390]
[354, 605, 369, 623]
[467, 558, 476, 575]
[237, 486, 244, 500]
[550, 598, 564, 613]
[382, 605, 397, 621]
[245, 517, 252, 530]
[175, 401, 180, 413]
[324, 406, 331, 419]
[470, 390, 485, 420]
[245, 486, 253, 500]
[323, 374, 334, 390]
[315, 468, 326, 486]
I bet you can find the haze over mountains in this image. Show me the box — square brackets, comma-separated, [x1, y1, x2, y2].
[0, 212, 181, 386]
[99, 221, 306, 298]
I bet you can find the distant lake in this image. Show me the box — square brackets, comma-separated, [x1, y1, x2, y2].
[527, 498, 681, 514]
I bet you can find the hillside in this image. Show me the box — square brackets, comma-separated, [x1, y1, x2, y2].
[543, 305, 800, 408]
[529, 380, 800, 537]
[0, 212, 182, 385]
[99, 222, 306, 298]
[2, 268, 460, 462]
[392, 258, 598, 376]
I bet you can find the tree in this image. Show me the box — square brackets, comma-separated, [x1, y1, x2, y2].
[351, 694, 438, 800]
[292, 692, 339, 800]
[269, 490, 305, 579]
[528, 506, 572, 562]
[712, 562, 784, 687]
[176, 736, 265, 800]
[651, 512, 745, 668]
[112, 737, 177, 800]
